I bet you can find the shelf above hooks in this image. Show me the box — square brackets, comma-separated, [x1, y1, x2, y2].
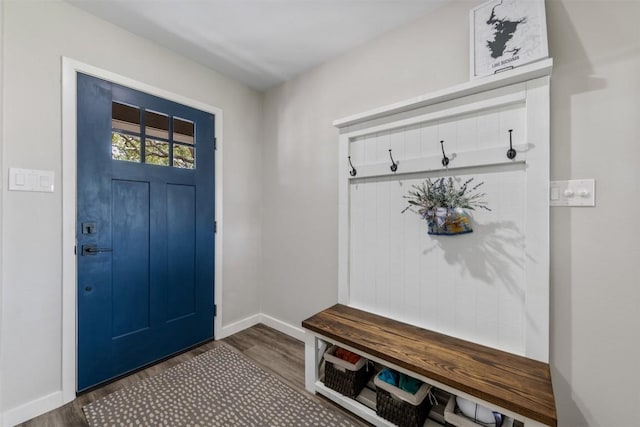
[334, 58, 552, 129]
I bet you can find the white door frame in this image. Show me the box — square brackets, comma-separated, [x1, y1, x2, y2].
[61, 57, 224, 403]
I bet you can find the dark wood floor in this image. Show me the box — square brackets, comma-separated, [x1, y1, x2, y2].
[18, 324, 368, 426]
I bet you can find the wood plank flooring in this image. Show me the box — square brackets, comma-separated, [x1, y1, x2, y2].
[17, 324, 368, 427]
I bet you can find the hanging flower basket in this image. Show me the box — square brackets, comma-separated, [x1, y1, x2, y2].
[425, 207, 473, 235]
[402, 177, 490, 236]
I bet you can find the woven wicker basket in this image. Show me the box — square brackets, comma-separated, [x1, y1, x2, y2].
[374, 372, 433, 427]
[323, 346, 372, 398]
[376, 387, 433, 427]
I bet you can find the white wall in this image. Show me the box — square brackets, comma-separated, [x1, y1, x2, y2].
[546, 1, 640, 426]
[0, 0, 262, 420]
[262, 1, 640, 426]
[261, 0, 470, 328]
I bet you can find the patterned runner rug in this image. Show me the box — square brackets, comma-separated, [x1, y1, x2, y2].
[83, 345, 360, 426]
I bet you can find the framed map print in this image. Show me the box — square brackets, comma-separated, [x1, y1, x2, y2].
[470, 0, 548, 79]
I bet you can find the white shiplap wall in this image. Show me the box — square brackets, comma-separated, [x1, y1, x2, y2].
[336, 62, 551, 362]
[350, 168, 526, 355]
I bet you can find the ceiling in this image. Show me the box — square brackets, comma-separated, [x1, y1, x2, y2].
[67, 0, 447, 91]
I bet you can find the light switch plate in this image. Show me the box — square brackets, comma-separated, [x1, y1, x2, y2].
[8, 168, 55, 193]
[550, 179, 595, 206]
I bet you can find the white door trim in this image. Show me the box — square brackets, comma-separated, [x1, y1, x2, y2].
[61, 57, 224, 404]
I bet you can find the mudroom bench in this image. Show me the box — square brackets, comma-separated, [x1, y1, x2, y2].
[302, 304, 557, 427]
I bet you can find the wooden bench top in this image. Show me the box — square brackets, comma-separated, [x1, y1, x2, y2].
[302, 304, 557, 427]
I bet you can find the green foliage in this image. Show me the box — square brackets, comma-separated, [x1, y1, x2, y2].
[112, 132, 142, 162]
[173, 144, 196, 169]
[111, 132, 194, 169]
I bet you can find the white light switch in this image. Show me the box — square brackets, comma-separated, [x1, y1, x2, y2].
[9, 168, 55, 193]
[550, 179, 595, 207]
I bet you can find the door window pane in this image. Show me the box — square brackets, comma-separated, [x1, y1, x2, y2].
[173, 118, 194, 145]
[112, 102, 141, 134]
[173, 144, 195, 169]
[145, 139, 170, 166]
[112, 132, 141, 162]
[145, 111, 169, 140]
[111, 103, 197, 169]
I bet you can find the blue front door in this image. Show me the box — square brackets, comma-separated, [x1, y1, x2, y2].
[76, 74, 215, 391]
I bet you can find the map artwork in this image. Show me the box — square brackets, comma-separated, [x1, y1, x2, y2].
[472, 0, 547, 78]
[486, 2, 526, 65]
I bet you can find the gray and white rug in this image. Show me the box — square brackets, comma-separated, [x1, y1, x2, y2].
[83, 345, 360, 426]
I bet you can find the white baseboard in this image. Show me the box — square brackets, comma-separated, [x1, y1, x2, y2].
[259, 314, 305, 342]
[2, 391, 63, 427]
[217, 312, 305, 342]
[216, 313, 262, 339]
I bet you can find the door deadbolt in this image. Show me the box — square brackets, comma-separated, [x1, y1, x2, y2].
[82, 222, 97, 234]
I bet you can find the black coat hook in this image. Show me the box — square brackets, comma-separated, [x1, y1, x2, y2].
[388, 149, 398, 172]
[507, 129, 516, 159]
[440, 140, 450, 167]
[348, 156, 357, 177]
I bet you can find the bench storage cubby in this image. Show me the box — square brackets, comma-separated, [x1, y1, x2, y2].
[374, 371, 433, 427]
[323, 345, 373, 398]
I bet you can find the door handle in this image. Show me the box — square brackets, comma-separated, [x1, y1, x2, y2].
[82, 244, 113, 256]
